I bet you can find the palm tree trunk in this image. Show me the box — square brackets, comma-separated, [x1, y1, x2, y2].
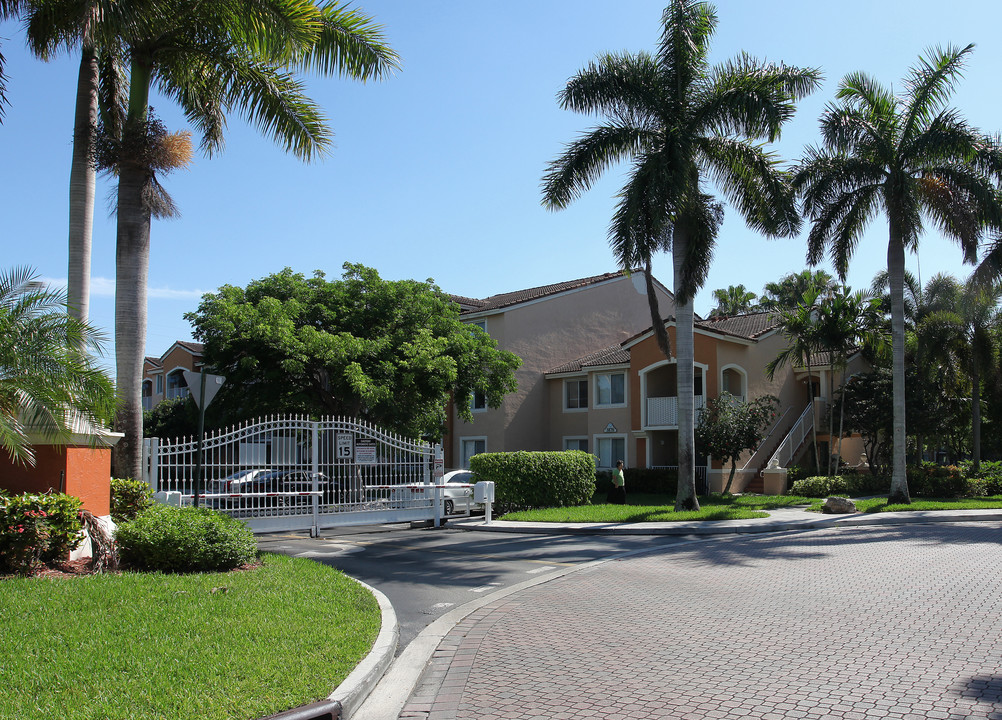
[112, 160, 151, 480]
[887, 234, 910, 503]
[673, 229, 700, 511]
[67, 47, 99, 324]
[112, 59, 154, 481]
[972, 361, 981, 474]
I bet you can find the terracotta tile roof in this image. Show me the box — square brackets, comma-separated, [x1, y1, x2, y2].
[452, 271, 644, 314]
[144, 356, 162, 368]
[547, 345, 631, 374]
[174, 341, 204, 355]
[695, 312, 780, 340]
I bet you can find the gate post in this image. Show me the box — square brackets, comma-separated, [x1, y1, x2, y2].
[144, 437, 160, 493]
[432, 443, 443, 528]
[310, 422, 320, 537]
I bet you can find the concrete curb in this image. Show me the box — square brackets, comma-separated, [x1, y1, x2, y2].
[328, 578, 399, 720]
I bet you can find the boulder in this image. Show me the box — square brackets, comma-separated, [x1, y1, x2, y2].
[821, 496, 856, 514]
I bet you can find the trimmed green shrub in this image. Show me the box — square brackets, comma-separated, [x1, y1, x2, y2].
[110, 478, 153, 523]
[789, 473, 889, 498]
[0, 492, 84, 574]
[470, 450, 595, 511]
[595, 468, 678, 496]
[907, 463, 967, 498]
[115, 504, 256, 573]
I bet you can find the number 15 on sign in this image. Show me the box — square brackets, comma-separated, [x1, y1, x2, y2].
[336, 433, 354, 461]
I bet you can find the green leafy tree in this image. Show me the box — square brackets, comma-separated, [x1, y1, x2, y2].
[541, 0, 819, 511]
[695, 392, 778, 494]
[794, 44, 1002, 503]
[709, 284, 757, 317]
[82, 1, 399, 480]
[186, 264, 521, 439]
[0, 267, 115, 465]
[759, 269, 836, 311]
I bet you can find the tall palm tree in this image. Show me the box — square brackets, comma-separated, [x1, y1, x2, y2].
[919, 274, 1002, 473]
[794, 45, 1002, 503]
[0, 266, 115, 466]
[73, 0, 398, 479]
[709, 284, 757, 317]
[541, 0, 819, 510]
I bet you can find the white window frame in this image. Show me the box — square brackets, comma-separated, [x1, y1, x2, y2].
[471, 390, 488, 413]
[593, 434, 627, 469]
[563, 436, 589, 453]
[460, 436, 487, 469]
[155, 374, 163, 395]
[563, 377, 589, 412]
[594, 371, 627, 408]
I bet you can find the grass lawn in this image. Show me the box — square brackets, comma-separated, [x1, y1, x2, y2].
[500, 492, 816, 523]
[810, 496, 1002, 513]
[1, 553, 380, 720]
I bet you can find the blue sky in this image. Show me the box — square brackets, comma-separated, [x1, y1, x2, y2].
[3, 1, 1000, 362]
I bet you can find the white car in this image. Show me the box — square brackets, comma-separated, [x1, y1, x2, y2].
[384, 471, 483, 515]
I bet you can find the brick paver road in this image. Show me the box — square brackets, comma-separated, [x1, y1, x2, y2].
[400, 523, 1002, 720]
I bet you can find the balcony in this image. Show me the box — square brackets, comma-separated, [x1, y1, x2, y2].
[645, 395, 706, 428]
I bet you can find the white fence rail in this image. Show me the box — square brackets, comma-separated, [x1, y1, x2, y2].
[143, 415, 443, 533]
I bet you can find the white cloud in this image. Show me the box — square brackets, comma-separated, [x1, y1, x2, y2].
[41, 276, 205, 300]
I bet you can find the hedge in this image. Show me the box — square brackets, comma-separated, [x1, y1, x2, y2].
[469, 451, 595, 511]
[0, 492, 84, 575]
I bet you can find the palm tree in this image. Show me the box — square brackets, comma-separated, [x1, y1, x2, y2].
[760, 269, 836, 311]
[812, 286, 884, 473]
[541, 0, 819, 510]
[766, 288, 823, 471]
[0, 267, 115, 466]
[77, 0, 398, 479]
[919, 274, 1002, 473]
[709, 284, 757, 317]
[794, 45, 1002, 503]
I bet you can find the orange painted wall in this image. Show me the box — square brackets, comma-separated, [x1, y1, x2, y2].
[0, 446, 111, 516]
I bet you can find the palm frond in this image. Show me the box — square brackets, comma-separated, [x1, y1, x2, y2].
[558, 51, 661, 121]
[656, 0, 715, 99]
[541, 124, 653, 209]
[900, 44, 974, 144]
[698, 52, 820, 141]
[294, 1, 400, 80]
[697, 135, 799, 236]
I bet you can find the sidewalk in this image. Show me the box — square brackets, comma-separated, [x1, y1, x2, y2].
[349, 507, 1002, 720]
[449, 505, 1002, 535]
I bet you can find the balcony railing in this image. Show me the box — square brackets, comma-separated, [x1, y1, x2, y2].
[166, 387, 189, 400]
[646, 395, 706, 427]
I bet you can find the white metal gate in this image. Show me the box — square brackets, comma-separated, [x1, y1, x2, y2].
[142, 415, 442, 533]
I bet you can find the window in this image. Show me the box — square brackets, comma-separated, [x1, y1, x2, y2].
[564, 378, 588, 410]
[471, 390, 487, 412]
[564, 437, 588, 452]
[155, 374, 163, 394]
[461, 437, 486, 469]
[595, 436, 626, 469]
[166, 369, 188, 400]
[595, 372, 625, 406]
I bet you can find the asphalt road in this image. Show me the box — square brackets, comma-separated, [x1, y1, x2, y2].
[256, 522, 698, 649]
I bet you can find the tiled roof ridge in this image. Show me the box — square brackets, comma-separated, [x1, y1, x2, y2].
[547, 344, 630, 374]
[455, 270, 655, 314]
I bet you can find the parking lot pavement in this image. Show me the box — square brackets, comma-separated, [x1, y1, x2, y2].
[400, 522, 1002, 720]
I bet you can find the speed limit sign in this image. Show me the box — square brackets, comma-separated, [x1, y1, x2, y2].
[336, 433, 354, 461]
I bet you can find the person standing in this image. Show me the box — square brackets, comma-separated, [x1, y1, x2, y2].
[608, 460, 627, 504]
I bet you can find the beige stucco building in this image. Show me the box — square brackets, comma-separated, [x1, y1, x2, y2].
[141, 341, 204, 411]
[448, 272, 867, 493]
